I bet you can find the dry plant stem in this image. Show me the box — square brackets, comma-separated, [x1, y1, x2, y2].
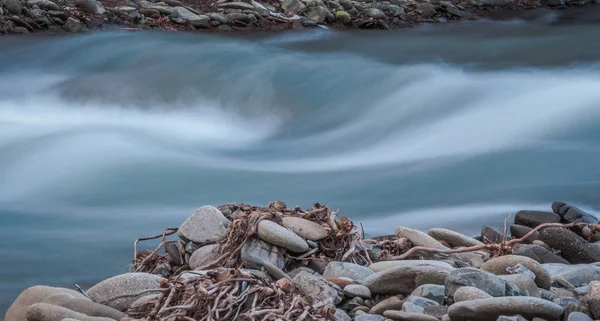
[135, 240, 177, 272]
[103, 288, 166, 303]
[390, 221, 589, 260]
[133, 228, 178, 265]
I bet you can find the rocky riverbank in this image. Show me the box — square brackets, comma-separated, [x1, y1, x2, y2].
[6, 200, 600, 321]
[0, 0, 597, 35]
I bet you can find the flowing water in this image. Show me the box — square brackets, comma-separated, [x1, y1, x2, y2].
[3, 14, 600, 312]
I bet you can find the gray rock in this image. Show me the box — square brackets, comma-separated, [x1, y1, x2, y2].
[383, 310, 439, 321]
[178, 206, 229, 245]
[76, 0, 105, 13]
[304, 5, 329, 23]
[170, 6, 210, 26]
[448, 297, 564, 321]
[344, 284, 371, 299]
[402, 301, 424, 313]
[364, 264, 451, 295]
[428, 228, 482, 248]
[553, 296, 579, 308]
[324, 261, 374, 283]
[189, 244, 219, 269]
[369, 295, 403, 314]
[293, 271, 339, 305]
[416, 2, 435, 18]
[481, 226, 506, 244]
[411, 284, 445, 304]
[207, 12, 228, 23]
[453, 286, 492, 302]
[217, 1, 254, 9]
[568, 312, 593, 321]
[334, 309, 352, 321]
[282, 0, 306, 14]
[240, 238, 285, 270]
[509, 225, 539, 243]
[138, 1, 173, 14]
[26, 0, 58, 11]
[65, 16, 82, 32]
[365, 7, 385, 19]
[25, 303, 115, 321]
[481, 255, 552, 290]
[2, 0, 22, 13]
[543, 264, 600, 287]
[574, 285, 589, 296]
[440, 1, 474, 18]
[445, 268, 523, 298]
[41, 295, 123, 319]
[355, 314, 384, 321]
[498, 274, 541, 297]
[140, 8, 159, 15]
[29, 8, 50, 26]
[513, 244, 568, 264]
[257, 220, 308, 253]
[552, 201, 599, 224]
[396, 226, 449, 250]
[281, 217, 328, 241]
[538, 227, 600, 264]
[87, 273, 164, 311]
[369, 260, 454, 273]
[5, 286, 89, 321]
[406, 295, 440, 309]
[496, 316, 527, 321]
[288, 267, 315, 279]
[515, 210, 561, 228]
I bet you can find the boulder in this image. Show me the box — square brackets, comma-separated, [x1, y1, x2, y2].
[369, 260, 454, 273]
[480, 255, 551, 290]
[427, 228, 482, 247]
[445, 268, 522, 298]
[324, 261, 375, 283]
[257, 220, 309, 253]
[364, 264, 451, 295]
[293, 271, 339, 305]
[76, 0, 105, 13]
[543, 264, 600, 287]
[538, 227, 600, 264]
[5, 286, 88, 321]
[498, 274, 541, 297]
[25, 303, 115, 321]
[189, 244, 220, 269]
[411, 284, 445, 304]
[344, 284, 372, 299]
[448, 297, 564, 321]
[178, 206, 229, 245]
[514, 210, 560, 227]
[281, 217, 328, 241]
[87, 273, 164, 311]
[513, 244, 569, 264]
[453, 286, 493, 302]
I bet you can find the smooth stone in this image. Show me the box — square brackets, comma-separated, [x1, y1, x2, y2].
[445, 268, 522, 298]
[395, 226, 449, 250]
[496, 316, 527, 321]
[481, 226, 506, 244]
[288, 267, 315, 279]
[324, 261, 375, 283]
[440, 1, 474, 18]
[515, 210, 561, 228]
[170, 6, 210, 26]
[334, 309, 352, 321]
[76, 0, 105, 13]
[87, 273, 164, 311]
[344, 284, 372, 299]
[364, 264, 451, 295]
[41, 295, 123, 319]
[513, 244, 569, 264]
[206, 12, 228, 23]
[164, 242, 182, 266]
[589, 299, 600, 319]
[138, 1, 172, 14]
[189, 244, 219, 269]
[383, 310, 439, 321]
[498, 274, 541, 297]
[543, 264, 600, 287]
[553, 296, 579, 308]
[402, 302, 424, 313]
[365, 7, 386, 18]
[588, 280, 600, 300]
[281, 0, 305, 14]
[26, 0, 58, 10]
[2, 0, 22, 13]
[335, 10, 351, 22]
[369, 296, 403, 314]
[481, 255, 551, 290]
[293, 271, 339, 305]
[574, 285, 589, 296]
[416, 2, 435, 17]
[448, 297, 564, 321]
[178, 206, 229, 245]
[257, 220, 309, 253]
[25, 303, 114, 321]
[217, 1, 254, 9]
[126, 294, 160, 316]
[354, 314, 384, 321]
[568, 312, 594, 321]
[552, 201, 599, 224]
[304, 5, 330, 23]
[453, 286, 492, 302]
[281, 216, 328, 241]
[424, 306, 448, 319]
[406, 295, 439, 308]
[5, 286, 88, 321]
[427, 228, 482, 247]
[509, 224, 539, 243]
[369, 260, 454, 273]
[411, 284, 445, 304]
[240, 238, 285, 270]
[538, 227, 600, 264]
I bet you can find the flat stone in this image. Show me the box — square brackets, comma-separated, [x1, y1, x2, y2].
[189, 244, 219, 269]
[369, 260, 454, 273]
[543, 264, 600, 287]
[138, 0, 173, 14]
[41, 295, 123, 319]
[257, 220, 309, 253]
[402, 301, 424, 313]
[383, 310, 439, 321]
[448, 297, 564, 321]
[355, 314, 384, 321]
[568, 312, 593, 321]
[498, 274, 541, 297]
[513, 244, 569, 264]
[281, 216, 328, 241]
[395, 227, 449, 250]
[427, 228, 482, 248]
[538, 227, 600, 264]
[217, 1, 254, 9]
[25, 303, 115, 321]
[509, 225, 539, 243]
[515, 210, 561, 228]
[76, 0, 105, 13]
[453, 286, 493, 302]
[344, 284, 372, 299]
[240, 238, 285, 270]
[334, 308, 352, 321]
[445, 268, 522, 298]
[552, 201, 599, 224]
[364, 264, 451, 295]
[87, 273, 164, 311]
[5, 286, 89, 321]
[323, 261, 375, 283]
[178, 206, 229, 245]
[481, 226, 506, 244]
[411, 284, 445, 304]
[293, 271, 339, 305]
[170, 6, 210, 26]
[406, 295, 439, 309]
[481, 255, 551, 290]
[369, 295, 403, 314]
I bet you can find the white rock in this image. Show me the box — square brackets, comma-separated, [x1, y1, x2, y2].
[281, 216, 328, 241]
[189, 244, 220, 269]
[178, 206, 229, 245]
[5, 286, 88, 321]
[87, 273, 164, 311]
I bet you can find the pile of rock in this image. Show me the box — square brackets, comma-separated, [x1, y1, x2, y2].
[6, 200, 600, 321]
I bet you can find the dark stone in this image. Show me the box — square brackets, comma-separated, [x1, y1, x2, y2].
[510, 224, 539, 243]
[538, 227, 600, 264]
[552, 201, 598, 224]
[515, 211, 560, 228]
[589, 299, 600, 319]
[513, 244, 569, 264]
[481, 226, 506, 244]
[9, 16, 34, 31]
[164, 242, 182, 265]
